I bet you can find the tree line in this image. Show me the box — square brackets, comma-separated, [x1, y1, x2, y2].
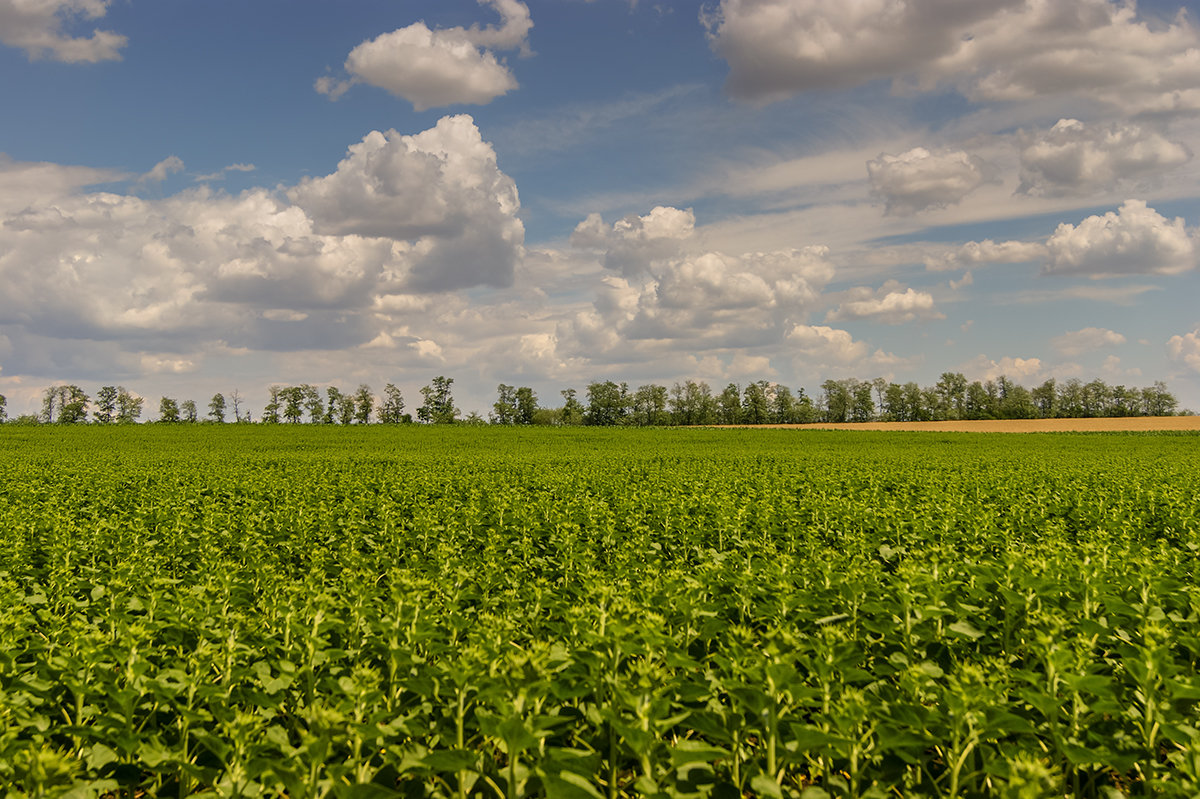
[2, 372, 1186, 426]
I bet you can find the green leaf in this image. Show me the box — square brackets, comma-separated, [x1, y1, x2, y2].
[669, 739, 729, 767]
[947, 621, 984, 640]
[541, 770, 605, 799]
[750, 773, 783, 799]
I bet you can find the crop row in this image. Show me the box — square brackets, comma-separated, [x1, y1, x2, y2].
[2, 427, 1199, 797]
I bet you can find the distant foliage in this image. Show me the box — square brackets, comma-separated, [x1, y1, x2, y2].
[2, 374, 1184, 426]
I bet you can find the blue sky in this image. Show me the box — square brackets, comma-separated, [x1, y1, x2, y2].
[2, 0, 1200, 417]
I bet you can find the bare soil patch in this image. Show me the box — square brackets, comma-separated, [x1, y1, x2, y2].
[718, 417, 1200, 433]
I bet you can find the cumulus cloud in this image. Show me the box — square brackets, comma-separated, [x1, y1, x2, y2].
[826, 286, 943, 324]
[0, 116, 525, 358]
[867, 147, 987, 215]
[1018, 119, 1191, 197]
[569, 206, 695, 275]
[925, 239, 1049, 271]
[1045, 200, 1197, 278]
[786, 324, 869, 364]
[1051, 326, 1126, 356]
[966, 355, 1045, 382]
[707, 0, 1200, 114]
[0, 0, 126, 62]
[317, 0, 531, 110]
[1168, 329, 1200, 373]
[289, 115, 524, 291]
[785, 324, 903, 371]
[555, 243, 836, 362]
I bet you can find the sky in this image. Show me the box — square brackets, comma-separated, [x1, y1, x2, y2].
[3, 0, 1200, 418]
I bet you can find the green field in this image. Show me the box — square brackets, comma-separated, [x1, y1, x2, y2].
[3, 427, 1200, 798]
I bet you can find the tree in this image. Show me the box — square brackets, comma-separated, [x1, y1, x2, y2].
[669, 380, 717, 426]
[418, 376, 457, 424]
[964, 381, 992, 420]
[1109, 385, 1138, 417]
[282, 386, 305, 424]
[492, 383, 517, 425]
[159, 397, 180, 423]
[771, 384, 796, 424]
[209, 393, 227, 423]
[353, 385, 375, 424]
[0, 393, 6, 423]
[229, 389, 243, 423]
[883, 382, 906, 421]
[325, 387, 343, 424]
[41, 385, 90, 424]
[717, 383, 742, 425]
[181, 399, 198, 422]
[794, 390, 819, 423]
[1031, 379, 1057, 419]
[1057, 378, 1084, 418]
[95, 386, 118, 424]
[630, 384, 668, 426]
[262, 386, 282, 424]
[116, 388, 143, 424]
[39, 388, 56, 424]
[515, 387, 538, 425]
[742, 381, 771, 425]
[871, 377, 889, 413]
[1142, 381, 1178, 417]
[379, 383, 406, 424]
[998, 384, 1036, 419]
[902, 382, 926, 421]
[821, 380, 851, 423]
[934, 372, 968, 420]
[336, 392, 356, 425]
[1081, 379, 1111, 417]
[560, 388, 584, 426]
[302, 384, 324, 423]
[851, 381, 875, 423]
[584, 381, 626, 426]
[694, 381, 719, 424]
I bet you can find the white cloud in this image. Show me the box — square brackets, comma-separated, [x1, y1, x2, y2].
[949, 271, 974, 290]
[966, 355, 1045, 382]
[1018, 119, 1191, 197]
[925, 239, 1048, 271]
[707, 0, 1200, 114]
[288, 115, 524, 291]
[141, 156, 185, 183]
[1007, 283, 1161, 305]
[1051, 326, 1126, 356]
[0, 154, 121, 210]
[826, 286, 943, 324]
[553, 241, 836, 364]
[785, 323, 904, 372]
[1099, 354, 1140, 379]
[1045, 200, 1197, 278]
[0, 0, 126, 62]
[317, 0, 531, 110]
[0, 116, 527, 363]
[867, 147, 987, 215]
[1168, 329, 1200, 373]
[195, 163, 257, 182]
[786, 324, 869, 364]
[570, 206, 695, 275]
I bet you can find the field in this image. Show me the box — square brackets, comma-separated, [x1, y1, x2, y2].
[740, 417, 1200, 433]
[2, 426, 1200, 798]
